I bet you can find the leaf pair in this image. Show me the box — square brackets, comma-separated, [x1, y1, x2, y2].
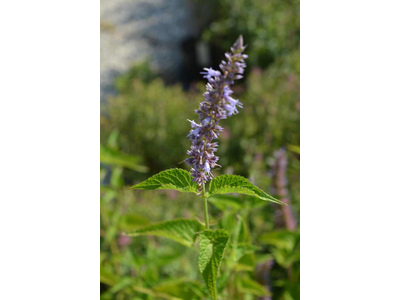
[129, 168, 283, 299]
[131, 168, 284, 205]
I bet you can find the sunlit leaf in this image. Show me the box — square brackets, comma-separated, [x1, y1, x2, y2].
[207, 174, 284, 205]
[128, 219, 204, 247]
[131, 168, 197, 193]
[287, 144, 300, 154]
[198, 230, 229, 300]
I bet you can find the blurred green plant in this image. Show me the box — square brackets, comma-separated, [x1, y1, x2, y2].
[101, 164, 299, 299]
[201, 0, 300, 70]
[101, 63, 204, 179]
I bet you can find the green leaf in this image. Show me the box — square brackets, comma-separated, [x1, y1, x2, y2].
[208, 194, 244, 211]
[131, 168, 197, 193]
[198, 230, 230, 300]
[287, 144, 300, 154]
[237, 277, 271, 297]
[100, 144, 148, 172]
[207, 174, 285, 205]
[109, 277, 135, 294]
[235, 253, 256, 271]
[259, 230, 300, 250]
[128, 219, 204, 247]
[100, 266, 118, 286]
[154, 279, 206, 300]
[260, 230, 300, 268]
[209, 194, 269, 212]
[119, 213, 151, 231]
[132, 286, 182, 300]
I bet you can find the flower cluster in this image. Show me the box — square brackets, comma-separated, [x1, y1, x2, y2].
[185, 35, 247, 193]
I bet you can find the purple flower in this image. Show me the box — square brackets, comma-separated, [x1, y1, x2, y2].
[200, 68, 222, 81]
[185, 35, 247, 193]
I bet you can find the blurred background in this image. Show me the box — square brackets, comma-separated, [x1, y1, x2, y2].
[100, 0, 299, 299]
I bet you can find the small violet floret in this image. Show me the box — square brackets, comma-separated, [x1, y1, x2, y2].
[185, 35, 247, 193]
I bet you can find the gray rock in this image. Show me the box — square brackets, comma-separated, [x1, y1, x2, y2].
[100, 0, 199, 101]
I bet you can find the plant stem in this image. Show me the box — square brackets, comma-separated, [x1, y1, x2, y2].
[202, 183, 209, 229]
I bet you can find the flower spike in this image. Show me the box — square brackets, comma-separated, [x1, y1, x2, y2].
[185, 36, 247, 193]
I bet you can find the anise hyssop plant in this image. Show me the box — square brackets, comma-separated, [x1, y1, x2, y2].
[129, 36, 284, 300]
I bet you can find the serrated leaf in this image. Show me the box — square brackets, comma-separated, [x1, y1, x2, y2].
[128, 219, 204, 247]
[198, 230, 229, 300]
[208, 174, 285, 205]
[100, 144, 148, 172]
[131, 168, 197, 193]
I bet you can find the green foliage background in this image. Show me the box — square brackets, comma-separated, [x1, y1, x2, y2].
[101, 0, 299, 299]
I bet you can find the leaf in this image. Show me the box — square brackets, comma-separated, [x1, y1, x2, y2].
[128, 219, 204, 247]
[207, 174, 285, 205]
[209, 194, 269, 212]
[132, 286, 182, 300]
[237, 277, 271, 297]
[100, 266, 118, 286]
[107, 129, 120, 149]
[287, 144, 300, 154]
[235, 253, 256, 271]
[198, 230, 230, 300]
[119, 213, 151, 231]
[259, 230, 300, 250]
[154, 279, 206, 300]
[131, 168, 197, 193]
[100, 144, 148, 172]
[260, 230, 300, 268]
[208, 194, 243, 211]
[231, 216, 255, 263]
[109, 277, 135, 294]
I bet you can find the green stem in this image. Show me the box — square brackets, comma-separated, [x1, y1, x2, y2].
[202, 183, 209, 229]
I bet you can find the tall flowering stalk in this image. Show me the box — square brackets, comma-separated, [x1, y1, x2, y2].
[185, 35, 248, 193]
[131, 36, 283, 300]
